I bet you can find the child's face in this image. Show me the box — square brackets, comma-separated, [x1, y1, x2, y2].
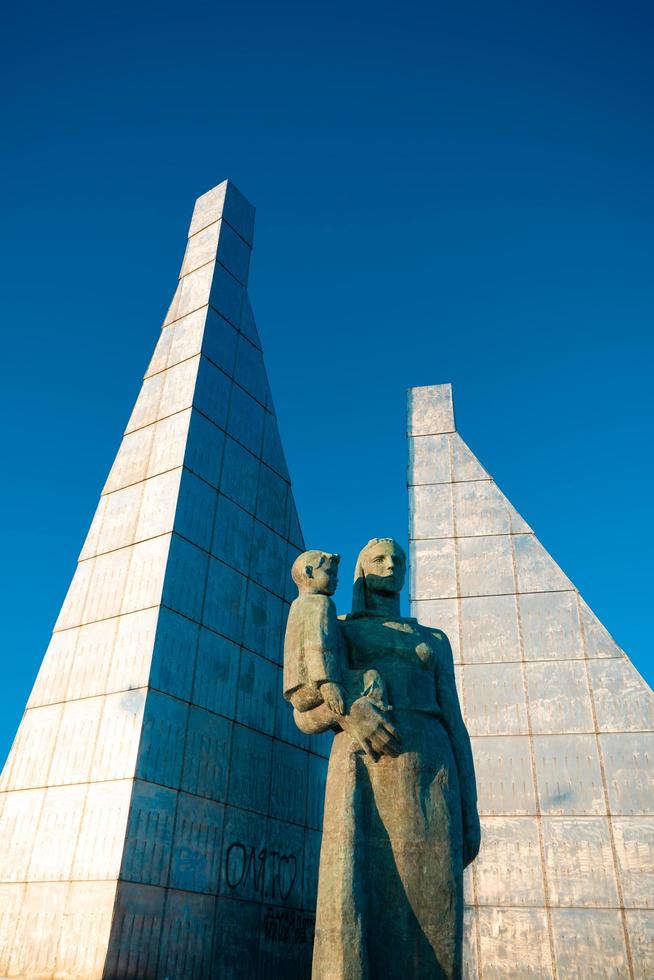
[312, 554, 339, 595]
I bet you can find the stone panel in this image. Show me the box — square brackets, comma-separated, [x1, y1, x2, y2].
[454, 481, 512, 537]
[0, 703, 63, 791]
[181, 707, 232, 802]
[242, 581, 284, 662]
[166, 309, 206, 370]
[450, 432, 488, 482]
[459, 594, 521, 664]
[590, 657, 654, 732]
[7, 881, 67, 979]
[161, 535, 208, 623]
[0, 789, 45, 881]
[194, 357, 232, 429]
[121, 535, 170, 616]
[525, 660, 593, 734]
[612, 818, 654, 907]
[580, 597, 625, 659]
[627, 910, 654, 980]
[409, 538, 456, 600]
[147, 410, 192, 480]
[184, 410, 226, 487]
[408, 433, 451, 485]
[234, 334, 268, 406]
[64, 618, 116, 702]
[269, 741, 308, 826]
[148, 606, 198, 702]
[212, 494, 254, 573]
[55, 880, 117, 980]
[600, 732, 654, 815]
[220, 806, 269, 903]
[137, 691, 188, 787]
[104, 882, 165, 979]
[249, 522, 288, 597]
[73, 780, 133, 880]
[191, 628, 240, 718]
[256, 464, 290, 537]
[158, 889, 216, 980]
[135, 469, 181, 543]
[458, 535, 514, 598]
[533, 734, 604, 816]
[121, 780, 177, 887]
[27, 629, 79, 708]
[542, 816, 619, 907]
[212, 895, 260, 979]
[27, 784, 87, 881]
[227, 384, 265, 456]
[519, 591, 582, 661]
[227, 724, 272, 814]
[477, 908, 552, 979]
[409, 484, 454, 539]
[462, 908, 479, 980]
[303, 828, 322, 913]
[473, 817, 545, 906]
[236, 649, 278, 735]
[203, 558, 247, 644]
[471, 736, 536, 816]
[105, 607, 159, 694]
[267, 817, 305, 908]
[462, 663, 528, 736]
[550, 908, 629, 979]
[169, 793, 224, 894]
[220, 437, 260, 514]
[513, 534, 572, 593]
[104, 423, 155, 493]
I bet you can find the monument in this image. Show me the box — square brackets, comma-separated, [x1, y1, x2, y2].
[407, 383, 654, 979]
[0, 181, 652, 979]
[284, 538, 480, 979]
[0, 181, 326, 978]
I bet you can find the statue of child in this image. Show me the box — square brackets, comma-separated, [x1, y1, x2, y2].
[283, 549, 387, 716]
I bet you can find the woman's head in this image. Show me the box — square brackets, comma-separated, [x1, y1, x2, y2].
[352, 538, 406, 614]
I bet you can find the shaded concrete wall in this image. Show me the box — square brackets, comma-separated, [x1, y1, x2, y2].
[407, 383, 653, 980]
[0, 182, 326, 979]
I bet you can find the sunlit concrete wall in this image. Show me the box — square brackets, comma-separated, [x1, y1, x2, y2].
[407, 383, 654, 980]
[0, 182, 326, 979]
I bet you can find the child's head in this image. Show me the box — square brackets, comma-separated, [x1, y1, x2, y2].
[292, 550, 340, 596]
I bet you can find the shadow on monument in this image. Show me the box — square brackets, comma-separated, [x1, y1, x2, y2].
[355, 762, 452, 980]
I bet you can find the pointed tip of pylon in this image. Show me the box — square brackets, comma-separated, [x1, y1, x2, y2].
[188, 179, 255, 245]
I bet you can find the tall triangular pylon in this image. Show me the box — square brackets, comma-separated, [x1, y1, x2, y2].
[0, 182, 326, 979]
[407, 383, 654, 980]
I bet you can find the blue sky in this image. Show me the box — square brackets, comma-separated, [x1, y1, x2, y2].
[1, 0, 652, 765]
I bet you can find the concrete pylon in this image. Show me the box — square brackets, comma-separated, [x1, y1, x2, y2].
[407, 383, 654, 979]
[0, 182, 325, 979]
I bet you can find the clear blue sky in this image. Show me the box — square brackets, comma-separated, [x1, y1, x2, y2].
[1, 1, 652, 766]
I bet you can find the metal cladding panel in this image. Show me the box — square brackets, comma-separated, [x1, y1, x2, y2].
[408, 383, 654, 978]
[0, 181, 320, 978]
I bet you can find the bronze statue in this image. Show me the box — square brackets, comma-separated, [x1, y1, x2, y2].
[286, 537, 480, 979]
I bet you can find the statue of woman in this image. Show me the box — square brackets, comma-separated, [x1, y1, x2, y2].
[290, 538, 480, 979]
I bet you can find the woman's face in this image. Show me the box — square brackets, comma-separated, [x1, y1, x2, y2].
[361, 540, 406, 594]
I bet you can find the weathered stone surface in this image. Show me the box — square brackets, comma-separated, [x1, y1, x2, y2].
[286, 537, 480, 978]
[0, 181, 319, 978]
[408, 382, 654, 978]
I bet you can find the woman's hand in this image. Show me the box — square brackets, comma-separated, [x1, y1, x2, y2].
[462, 810, 481, 867]
[341, 696, 401, 761]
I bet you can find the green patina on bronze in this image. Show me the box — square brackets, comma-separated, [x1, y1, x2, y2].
[284, 537, 480, 980]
